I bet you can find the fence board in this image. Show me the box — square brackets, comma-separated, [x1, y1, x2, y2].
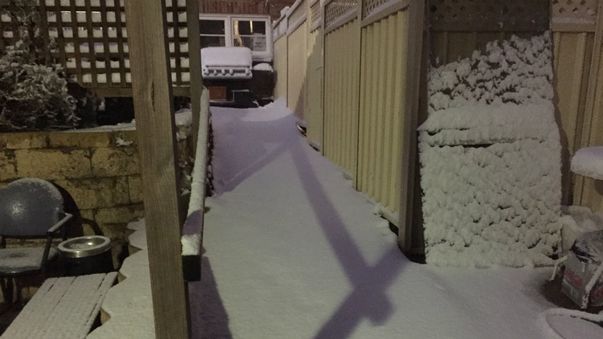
[124, 0, 189, 337]
[305, 4, 323, 149]
[287, 11, 307, 118]
[323, 17, 360, 177]
[273, 35, 288, 103]
[358, 7, 409, 218]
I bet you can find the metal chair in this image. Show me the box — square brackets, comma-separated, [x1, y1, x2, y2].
[0, 178, 74, 304]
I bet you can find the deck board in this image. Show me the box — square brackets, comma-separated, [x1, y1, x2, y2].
[2, 273, 117, 339]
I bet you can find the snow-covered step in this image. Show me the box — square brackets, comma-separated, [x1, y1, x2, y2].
[2, 273, 117, 339]
[88, 219, 155, 339]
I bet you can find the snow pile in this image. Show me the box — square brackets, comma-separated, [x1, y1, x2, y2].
[87, 220, 154, 339]
[571, 146, 603, 180]
[420, 33, 562, 267]
[252, 63, 274, 72]
[561, 206, 603, 254]
[539, 308, 603, 339]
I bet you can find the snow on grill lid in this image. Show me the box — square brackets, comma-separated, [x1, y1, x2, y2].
[201, 47, 252, 68]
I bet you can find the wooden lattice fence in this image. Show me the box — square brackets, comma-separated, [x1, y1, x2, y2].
[0, 0, 193, 96]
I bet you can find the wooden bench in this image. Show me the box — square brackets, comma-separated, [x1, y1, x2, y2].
[1, 272, 117, 339]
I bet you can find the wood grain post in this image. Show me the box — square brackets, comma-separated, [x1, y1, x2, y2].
[187, 0, 203, 152]
[124, 0, 189, 338]
[398, 0, 425, 253]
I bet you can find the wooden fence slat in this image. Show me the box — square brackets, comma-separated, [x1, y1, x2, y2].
[398, 0, 425, 252]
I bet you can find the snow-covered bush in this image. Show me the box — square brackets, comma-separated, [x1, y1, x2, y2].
[0, 0, 79, 131]
[428, 34, 554, 113]
[420, 33, 562, 267]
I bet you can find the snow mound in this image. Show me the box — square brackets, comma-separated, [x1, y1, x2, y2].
[571, 146, 603, 180]
[420, 33, 562, 267]
[539, 308, 603, 339]
[253, 63, 273, 72]
[419, 102, 557, 145]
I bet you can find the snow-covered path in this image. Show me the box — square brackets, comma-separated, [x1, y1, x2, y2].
[188, 101, 569, 339]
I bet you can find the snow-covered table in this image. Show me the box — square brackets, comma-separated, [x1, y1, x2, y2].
[2, 273, 117, 339]
[571, 146, 603, 181]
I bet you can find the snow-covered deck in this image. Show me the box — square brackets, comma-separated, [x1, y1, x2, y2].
[91, 101, 600, 338]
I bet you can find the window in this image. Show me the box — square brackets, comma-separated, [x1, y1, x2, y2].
[232, 20, 267, 52]
[200, 19, 226, 47]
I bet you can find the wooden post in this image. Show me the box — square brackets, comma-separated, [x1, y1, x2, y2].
[398, 0, 425, 253]
[575, 0, 603, 206]
[187, 0, 203, 151]
[124, 0, 189, 338]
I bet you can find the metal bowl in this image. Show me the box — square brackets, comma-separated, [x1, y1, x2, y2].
[58, 235, 111, 259]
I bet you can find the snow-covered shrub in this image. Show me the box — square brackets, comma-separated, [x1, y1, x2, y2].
[0, 0, 79, 131]
[428, 34, 554, 113]
[420, 33, 562, 267]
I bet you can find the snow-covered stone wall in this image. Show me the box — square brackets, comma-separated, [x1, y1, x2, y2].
[420, 33, 563, 267]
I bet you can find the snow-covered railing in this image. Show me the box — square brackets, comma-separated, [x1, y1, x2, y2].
[180, 88, 210, 281]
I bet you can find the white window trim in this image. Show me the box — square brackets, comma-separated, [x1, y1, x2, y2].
[199, 14, 273, 63]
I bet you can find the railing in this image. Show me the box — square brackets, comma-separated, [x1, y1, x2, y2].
[181, 88, 210, 281]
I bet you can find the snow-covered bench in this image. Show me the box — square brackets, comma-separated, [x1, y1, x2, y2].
[1, 272, 117, 339]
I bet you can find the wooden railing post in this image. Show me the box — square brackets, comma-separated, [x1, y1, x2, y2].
[124, 0, 189, 338]
[398, 0, 426, 253]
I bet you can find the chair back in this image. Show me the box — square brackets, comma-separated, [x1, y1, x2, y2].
[0, 178, 63, 237]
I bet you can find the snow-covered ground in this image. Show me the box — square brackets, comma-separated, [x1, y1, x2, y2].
[186, 100, 599, 338]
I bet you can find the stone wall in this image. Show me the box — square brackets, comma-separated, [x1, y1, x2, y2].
[0, 125, 192, 263]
